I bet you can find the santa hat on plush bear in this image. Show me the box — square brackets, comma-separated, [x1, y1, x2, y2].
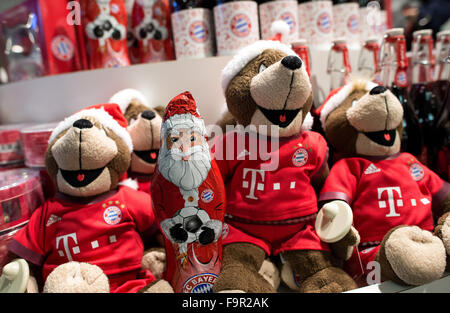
[48, 103, 133, 152]
[162, 91, 207, 137]
[221, 20, 299, 93]
[108, 88, 152, 114]
[317, 79, 378, 128]
[221, 20, 313, 130]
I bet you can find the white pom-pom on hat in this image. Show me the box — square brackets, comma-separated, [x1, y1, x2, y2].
[109, 88, 151, 114]
[271, 20, 290, 43]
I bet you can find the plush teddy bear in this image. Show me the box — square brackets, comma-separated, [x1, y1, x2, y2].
[1, 103, 163, 293]
[211, 38, 358, 293]
[109, 88, 165, 194]
[108, 88, 170, 281]
[316, 79, 450, 286]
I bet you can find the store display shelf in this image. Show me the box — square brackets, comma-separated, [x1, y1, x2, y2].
[346, 273, 450, 293]
[0, 55, 232, 126]
[0, 46, 361, 126]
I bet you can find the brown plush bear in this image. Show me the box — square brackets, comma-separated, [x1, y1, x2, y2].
[316, 79, 450, 287]
[109, 89, 165, 194]
[211, 39, 358, 293]
[108, 89, 170, 281]
[1, 103, 163, 293]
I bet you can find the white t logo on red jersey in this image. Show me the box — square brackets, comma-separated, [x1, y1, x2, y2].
[242, 168, 265, 200]
[377, 187, 402, 217]
[56, 233, 79, 262]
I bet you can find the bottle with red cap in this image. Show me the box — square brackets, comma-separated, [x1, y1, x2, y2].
[433, 30, 450, 107]
[431, 30, 450, 179]
[409, 29, 438, 166]
[327, 38, 352, 91]
[291, 38, 311, 77]
[170, 0, 216, 59]
[379, 28, 422, 157]
[332, 0, 360, 48]
[358, 37, 380, 83]
[297, 0, 334, 47]
[259, 0, 299, 43]
[213, 0, 260, 56]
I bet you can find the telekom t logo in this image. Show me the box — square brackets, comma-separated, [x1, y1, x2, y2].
[56, 232, 80, 261]
[377, 187, 402, 217]
[242, 168, 265, 200]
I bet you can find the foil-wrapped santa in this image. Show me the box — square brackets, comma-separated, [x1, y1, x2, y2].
[151, 92, 225, 293]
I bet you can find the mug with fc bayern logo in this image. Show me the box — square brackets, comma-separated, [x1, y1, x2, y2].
[213, 0, 260, 56]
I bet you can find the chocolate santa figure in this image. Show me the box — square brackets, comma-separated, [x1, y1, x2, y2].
[81, 0, 130, 68]
[151, 92, 225, 293]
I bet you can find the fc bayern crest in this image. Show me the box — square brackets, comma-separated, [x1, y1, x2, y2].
[292, 148, 308, 167]
[316, 12, 331, 34]
[280, 12, 296, 34]
[201, 189, 214, 203]
[395, 71, 408, 87]
[51, 35, 74, 61]
[103, 206, 122, 225]
[189, 21, 209, 43]
[347, 15, 359, 33]
[182, 273, 218, 293]
[231, 13, 252, 38]
[409, 163, 425, 181]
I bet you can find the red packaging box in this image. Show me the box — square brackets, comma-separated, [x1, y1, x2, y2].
[0, 0, 84, 82]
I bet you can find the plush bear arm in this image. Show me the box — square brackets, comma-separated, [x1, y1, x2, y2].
[311, 163, 330, 195]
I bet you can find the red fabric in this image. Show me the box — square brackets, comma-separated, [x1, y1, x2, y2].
[344, 245, 380, 284]
[212, 130, 329, 221]
[222, 219, 329, 256]
[163, 91, 201, 122]
[9, 186, 155, 291]
[109, 268, 155, 293]
[83, 103, 129, 129]
[319, 153, 450, 245]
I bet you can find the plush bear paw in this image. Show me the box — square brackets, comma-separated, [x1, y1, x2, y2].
[142, 248, 166, 279]
[44, 262, 109, 293]
[330, 226, 360, 261]
[258, 259, 280, 290]
[434, 212, 450, 256]
[299, 267, 358, 293]
[377, 225, 446, 286]
[140, 279, 174, 293]
[213, 264, 275, 293]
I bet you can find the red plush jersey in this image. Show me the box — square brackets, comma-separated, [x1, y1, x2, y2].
[128, 172, 152, 195]
[8, 186, 156, 285]
[212, 130, 329, 222]
[319, 153, 450, 245]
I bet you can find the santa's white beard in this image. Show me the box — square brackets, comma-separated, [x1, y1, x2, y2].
[158, 143, 211, 191]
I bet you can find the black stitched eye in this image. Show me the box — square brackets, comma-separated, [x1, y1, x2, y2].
[258, 63, 267, 73]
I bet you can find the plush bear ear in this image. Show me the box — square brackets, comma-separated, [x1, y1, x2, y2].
[153, 105, 166, 118]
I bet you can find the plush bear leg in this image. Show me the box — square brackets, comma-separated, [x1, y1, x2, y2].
[375, 225, 446, 286]
[44, 262, 109, 293]
[283, 250, 357, 293]
[213, 243, 275, 293]
[139, 279, 174, 293]
[434, 212, 450, 271]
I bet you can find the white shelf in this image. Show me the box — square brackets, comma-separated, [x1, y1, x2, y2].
[0, 56, 232, 126]
[345, 273, 450, 293]
[0, 46, 362, 126]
